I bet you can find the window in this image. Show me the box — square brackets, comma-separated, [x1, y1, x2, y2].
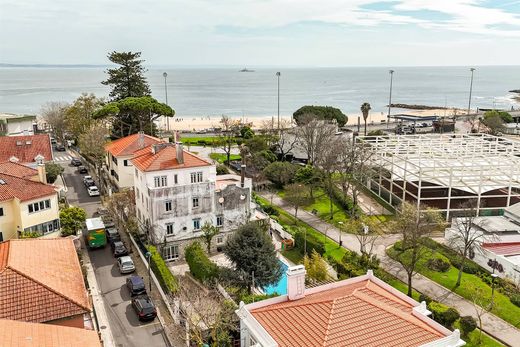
[28, 199, 51, 214]
[217, 235, 224, 244]
[135, 187, 140, 198]
[166, 223, 174, 236]
[191, 171, 203, 183]
[154, 175, 168, 187]
[216, 215, 223, 227]
[163, 245, 179, 261]
[174, 174, 178, 184]
[193, 218, 201, 231]
[165, 200, 172, 212]
[124, 159, 131, 166]
[192, 197, 199, 208]
[0, 207, 3, 217]
[135, 168, 138, 176]
[112, 155, 118, 165]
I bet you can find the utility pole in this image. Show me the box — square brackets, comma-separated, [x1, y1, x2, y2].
[163, 72, 169, 133]
[387, 70, 394, 129]
[467, 68, 476, 116]
[276, 72, 281, 130]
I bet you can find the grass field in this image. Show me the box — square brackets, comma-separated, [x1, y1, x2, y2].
[209, 153, 241, 163]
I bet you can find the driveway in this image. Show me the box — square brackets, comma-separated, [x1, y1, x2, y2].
[60, 149, 169, 347]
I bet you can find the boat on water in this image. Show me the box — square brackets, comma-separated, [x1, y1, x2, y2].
[239, 67, 255, 72]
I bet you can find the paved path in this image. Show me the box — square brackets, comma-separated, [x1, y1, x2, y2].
[261, 193, 519, 347]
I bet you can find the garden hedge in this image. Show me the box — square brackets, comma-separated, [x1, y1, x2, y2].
[427, 253, 451, 272]
[185, 242, 219, 283]
[459, 316, 477, 337]
[428, 301, 460, 328]
[147, 245, 178, 293]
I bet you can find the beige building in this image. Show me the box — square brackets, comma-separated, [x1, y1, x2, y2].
[0, 161, 59, 241]
[104, 132, 162, 191]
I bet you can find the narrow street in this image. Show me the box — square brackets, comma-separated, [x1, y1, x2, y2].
[59, 149, 169, 347]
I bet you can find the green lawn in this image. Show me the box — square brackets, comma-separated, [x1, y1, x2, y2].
[209, 153, 241, 163]
[180, 136, 220, 145]
[453, 321, 505, 347]
[387, 245, 520, 328]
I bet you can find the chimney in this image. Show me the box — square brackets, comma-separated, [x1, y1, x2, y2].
[37, 163, 47, 184]
[176, 142, 184, 164]
[287, 265, 306, 300]
[138, 131, 145, 149]
[240, 165, 246, 187]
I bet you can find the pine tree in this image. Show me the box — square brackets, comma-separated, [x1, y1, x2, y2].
[102, 51, 151, 100]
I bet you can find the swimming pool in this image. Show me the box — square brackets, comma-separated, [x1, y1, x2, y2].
[263, 260, 288, 295]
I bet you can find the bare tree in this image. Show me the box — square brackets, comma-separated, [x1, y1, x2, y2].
[470, 286, 492, 345]
[295, 115, 337, 165]
[315, 137, 344, 220]
[393, 202, 444, 297]
[272, 119, 298, 161]
[447, 201, 486, 287]
[41, 102, 69, 144]
[284, 183, 313, 218]
[346, 217, 379, 256]
[79, 121, 109, 193]
[218, 115, 241, 164]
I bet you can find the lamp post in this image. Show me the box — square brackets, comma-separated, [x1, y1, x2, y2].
[491, 273, 498, 309]
[276, 72, 281, 130]
[163, 72, 169, 132]
[467, 68, 476, 116]
[387, 69, 394, 129]
[338, 221, 344, 247]
[146, 251, 152, 293]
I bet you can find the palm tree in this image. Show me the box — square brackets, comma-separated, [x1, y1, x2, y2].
[360, 102, 371, 136]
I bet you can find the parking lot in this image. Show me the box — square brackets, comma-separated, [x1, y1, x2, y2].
[60, 149, 169, 347]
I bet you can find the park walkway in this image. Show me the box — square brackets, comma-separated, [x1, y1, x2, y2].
[260, 192, 519, 347]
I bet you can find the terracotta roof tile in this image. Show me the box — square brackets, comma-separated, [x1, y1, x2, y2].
[0, 161, 38, 179]
[0, 239, 91, 323]
[251, 279, 445, 347]
[0, 319, 101, 347]
[0, 134, 52, 163]
[0, 173, 56, 202]
[105, 133, 162, 157]
[132, 145, 212, 172]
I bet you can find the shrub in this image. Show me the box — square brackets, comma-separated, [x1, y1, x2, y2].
[147, 245, 178, 293]
[449, 258, 481, 274]
[428, 301, 460, 328]
[511, 294, 520, 307]
[20, 231, 42, 238]
[185, 242, 219, 283]
[293, 105, 348, 127]
[328, 184, 354, 212]
[262, 161, 298, 188]
[216, 164, 229, 175]
[459, 316, 477, 337]
[427, 254, 450, 272]
[419, 294, 433, 305]
[294, 230, 325, 256]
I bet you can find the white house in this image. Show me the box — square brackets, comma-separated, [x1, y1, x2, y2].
[236, 266, 465, 347]
[132, 141, 253, 261]
[0, 114, 36, 136]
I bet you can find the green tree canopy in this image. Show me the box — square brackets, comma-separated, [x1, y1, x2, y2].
[94, 96, 174, 138]
[224, 222, 282, 292]
[65, 93, 104, 143]
[60, 206, 87, 236]
[45, 162, 64, 184]
[484, 110, 513, 123]
[101, 51, 151, 100]
[262, 161, 298, 188]
[293, 105, 348, 127]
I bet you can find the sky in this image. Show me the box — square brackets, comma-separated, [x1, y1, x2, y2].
[1, 0, 520, 67]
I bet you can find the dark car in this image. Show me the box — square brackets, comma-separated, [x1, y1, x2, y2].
[71, 158, 82, 166]
[55, 144, 66, 151]
[132, 295, 157, 321]
[126, 275, 146, 296]
[83, 176, 95, 187]
[78, 166, 88, 174]
[111, 241, 128, 257]
[106, 227, 121, 243]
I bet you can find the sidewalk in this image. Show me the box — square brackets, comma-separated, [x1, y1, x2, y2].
[261, 193, 519, 347]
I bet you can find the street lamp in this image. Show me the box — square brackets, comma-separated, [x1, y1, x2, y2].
[146, 251, 152, 293]
[338, 221, 344, 247]
[163, 72, 169, 132]
[276, 72, 281, 130]
[387, 70, 394, 129]
[491, 273, 498, 308]
[467, 68, 476, 116]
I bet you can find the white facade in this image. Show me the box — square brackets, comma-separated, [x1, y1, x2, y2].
[0, 114, 36, 136]
[106, 152, 135, 190]
[133, 149, 252, 262]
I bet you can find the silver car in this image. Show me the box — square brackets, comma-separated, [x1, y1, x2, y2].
[117, 256, 135, 274]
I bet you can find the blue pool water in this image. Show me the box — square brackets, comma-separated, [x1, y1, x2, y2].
[263, 261, 288, 295]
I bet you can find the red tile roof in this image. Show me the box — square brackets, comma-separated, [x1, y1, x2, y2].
[0, 239, 91, 323]
[105, 133, 162, 157]
[0, 161, 38, 179]
[250, 279, 445, 347]
[132, 144, 212, 172]
[0, 134, 52, 163]
[0, 173, 56, 202]
[482, 242, 520, 256]
[0, 319, 101, 347]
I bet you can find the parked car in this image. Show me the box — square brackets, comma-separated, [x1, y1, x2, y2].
[106, 227, 121, 243]
[131, 295, 157, 321]
[50, 137, 57, 145]
[78, 166, 88, 174]
[55, 144, 66, 151]
[126, 275, 146, 296]
[117, 256, 135, 274]
[83, 176, 95, 187]
[111, 241, 128, 257]
[70, 158, 82, 166]
[87, 186, 100, 197]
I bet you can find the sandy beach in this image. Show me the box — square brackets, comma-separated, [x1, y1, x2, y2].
[157, 107, 467, 132]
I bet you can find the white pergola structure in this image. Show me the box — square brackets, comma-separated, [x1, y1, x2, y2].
[357, 134, 520, 220]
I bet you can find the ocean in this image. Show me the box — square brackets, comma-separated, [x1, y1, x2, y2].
[1, 66, 519, 117]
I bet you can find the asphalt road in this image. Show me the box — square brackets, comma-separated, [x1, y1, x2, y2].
[59, 149, 168, 347]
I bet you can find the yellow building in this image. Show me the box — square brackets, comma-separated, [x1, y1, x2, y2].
[0, 161, 59, 241]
